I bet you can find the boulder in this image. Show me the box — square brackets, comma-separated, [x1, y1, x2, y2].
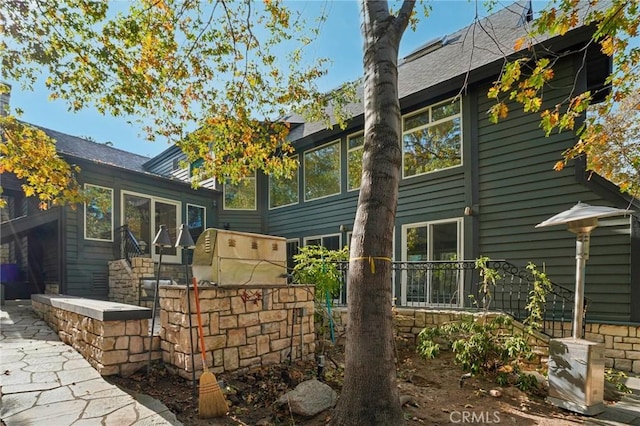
[277, 379, 338, 417]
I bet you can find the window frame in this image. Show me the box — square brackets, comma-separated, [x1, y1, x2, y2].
[83, 183, 114, 242]
[402, 97, 463, 179]
[186, 203, 206, 243]
[303, 233, 342, 250]
[121, 190, 182, 263]
[303, 140, 342, 202]
[347, 132, 365, 192]
[223, 172, 257, 211]
[400, 218, 463, 307]
[269, 154, 300, 210]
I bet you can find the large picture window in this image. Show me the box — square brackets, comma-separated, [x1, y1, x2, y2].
[402, 219, 462, 306]
[122, 192, 180, 263]
[347, 132, 364, 191]
[304, 141, 341, 201]
[403, 98, 462, 178]
[224, 173, 256, 210]
[84, 184, 113, 241]
[269, 155, 299, 209]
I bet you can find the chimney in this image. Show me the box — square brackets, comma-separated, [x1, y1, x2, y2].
[0, 82, 11, 117]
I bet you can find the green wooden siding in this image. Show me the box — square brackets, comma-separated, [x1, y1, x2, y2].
[476, 58, 631, 322]
[59, 162, 217, 299]
[268, 193, 358, 242]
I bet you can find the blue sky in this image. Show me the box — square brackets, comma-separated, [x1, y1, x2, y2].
[7, 0, 511, 158]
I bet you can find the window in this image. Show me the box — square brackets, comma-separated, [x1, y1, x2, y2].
[402, 219, 462, 306]
[304, 140, 341, 201]
[189, 158, 204, 178]
[122, 192, 180, 263]
[187, 204, 206, 243]
[224, 173, 256, 210]
[347, 132, 364, 191]
[84, 184, 113, 241]
[403, 98, 462, 178]
[304, 234, 341, 251]
[269, 155, 299, 209]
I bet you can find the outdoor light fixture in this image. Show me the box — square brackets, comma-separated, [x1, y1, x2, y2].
[536, 201, 631, 415]
[147, 225, 173, 377]
[152, 224, 173, 247]
[176, 223, 196, 248]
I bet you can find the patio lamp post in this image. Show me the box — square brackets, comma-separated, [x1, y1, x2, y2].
[176, 224, 197, 396]
[536, 201, 631, 415]
[147, 225, 173, 376]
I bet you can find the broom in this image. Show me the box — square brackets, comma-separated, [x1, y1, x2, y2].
[192, 277, 229, 418]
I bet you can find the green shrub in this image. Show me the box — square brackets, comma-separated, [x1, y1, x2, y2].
[291, 245, 349, 301]
[418, 314, 534, 377]
[418, 257, 551, 391]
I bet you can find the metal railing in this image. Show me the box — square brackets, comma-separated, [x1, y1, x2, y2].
[334, 259, 585, 338]
[113, 225, 143, 263]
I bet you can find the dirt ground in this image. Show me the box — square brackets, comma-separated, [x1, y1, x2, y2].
[108, 340, 593, 425]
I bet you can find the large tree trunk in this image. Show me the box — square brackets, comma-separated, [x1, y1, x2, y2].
[330, 2, 413, 425]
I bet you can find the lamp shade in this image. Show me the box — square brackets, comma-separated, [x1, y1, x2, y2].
[536, 202, 630, 229]
[152, 225, 173, 247]
[175, 223, 195, 248]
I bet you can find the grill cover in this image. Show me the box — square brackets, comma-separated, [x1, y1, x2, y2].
[192, 228, 287, 287]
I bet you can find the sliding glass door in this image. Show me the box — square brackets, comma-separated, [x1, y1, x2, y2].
[122, 192, 180, 263]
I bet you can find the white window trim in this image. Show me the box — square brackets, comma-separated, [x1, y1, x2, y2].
[303, 140, 342, 202]
[347, 132, 365, 192]
[303, 233, 342, 248]
[223, 173, 257, 211]
[401, 97, 463, 179]
[400, 217, 463, 306]
[269, 155, 300, 210]
[121, 190, 182, 264]
[84, 183, 114, 242]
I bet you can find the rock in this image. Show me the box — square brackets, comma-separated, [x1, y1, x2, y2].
[409, 373, 438, 387]
[277, 379, 338, 417]
[489, 389, 502, 398]
[400, 395, 418, 407]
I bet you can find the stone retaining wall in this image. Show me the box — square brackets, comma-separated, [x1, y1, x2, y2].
[31, 294, 160, 377]
[585, 323, 640, 373]
[331, 307, 640, 374]
[159, 285, 315, 379]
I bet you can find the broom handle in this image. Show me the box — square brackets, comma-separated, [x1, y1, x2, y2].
[192, 277, 207, 365]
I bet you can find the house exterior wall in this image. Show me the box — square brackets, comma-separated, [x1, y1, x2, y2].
[475, 58, 632, 322]
[253, 49, 635, 324]
[59, 161, 217, 299]
[6, 4, 635, 328]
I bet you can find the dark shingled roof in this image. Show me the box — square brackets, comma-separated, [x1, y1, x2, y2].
[287, 0, 582, 142]
[34, 125, 151, 173]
